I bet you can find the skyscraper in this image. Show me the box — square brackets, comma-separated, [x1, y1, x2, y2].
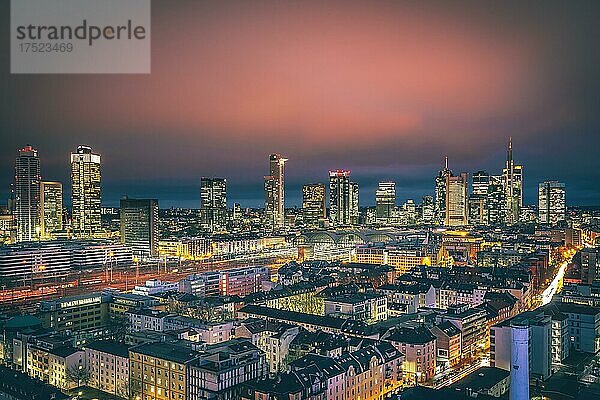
[200, 177, 227, 232]
[120, 197, 159, 257]
[435, 156, 452, 224]
[446, 172, 468, 226]
[71, 145, 101, 238]
[375, 182, 396, 221]
[472, 170, 490, 197]
[469, 171, 489, 225]
[264, 154, 287, 231]
[302, 183, 326, 228]
[421, 195, 435, 224]
[329, 170, 352, 225]
[538, 181, 566, 225]
[349, 181, 360, 225]
[487, 175, 506, 225]
[502, 138, 523, 225]
[13, 146, 41, 242]
[40, 181, 63, 239]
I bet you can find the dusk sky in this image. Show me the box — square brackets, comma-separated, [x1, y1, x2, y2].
[2, 0, 600, 208]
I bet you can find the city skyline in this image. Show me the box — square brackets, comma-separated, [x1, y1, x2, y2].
[2, 1, 600, 207]
[0, 138, 594, 209]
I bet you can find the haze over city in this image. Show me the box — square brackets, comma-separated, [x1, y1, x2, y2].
[1, 0, 600, 207]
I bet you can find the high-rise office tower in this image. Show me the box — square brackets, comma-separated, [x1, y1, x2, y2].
[40, 181, 63, 238]
[487, 175, 506, 225]
[446, 172, 468, 226]
[120, 197, 159, 257]
[538, 181, 566, 225]
[302, 183, 326, 227]
[435, 156, 452, 224]
[375, 182, 396, 221]
[469, 171, 489, 225]
[329, 170, 352, 225]
[502, 138, 523, 224]
[71, 145, 101, 238]
[472, 170, 490, 197]
[468, 195, 486, 226]
[349, 181, 360, 225]
[200, 177, 227, 232]
[13, 146, 41, 242]
[264, 154, 287, 231]
[421, 195, 435, 224]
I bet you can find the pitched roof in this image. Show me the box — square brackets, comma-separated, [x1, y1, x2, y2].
[385, 326, 436, 345]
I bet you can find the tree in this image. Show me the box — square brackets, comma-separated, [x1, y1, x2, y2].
[66, 364, 90, 389]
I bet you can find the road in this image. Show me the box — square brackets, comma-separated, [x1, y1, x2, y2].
[541, 260, 568, 305]
[433, 357, 489, 389]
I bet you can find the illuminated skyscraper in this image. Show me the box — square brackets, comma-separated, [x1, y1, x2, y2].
[538, 181, 566, 225]
[200, 177, 227, 232]
[349, 181, 360, 225]
[375, 182, 396, 221]
[435, 156, 452, 224]
[302, 183, 326, 227]
[421, 195, 435, 224]
[264, 154, 287, 231]
[446, 172, 468, 226]
[120, 197, 159, 257]
[487, 175, 506, 225]
[40, 181, 63, 238]
[502, 138, 523, 224]
[71, 145, 101, 238]
[469, 171, 489, 225]
[329, 170, 352, 225]
[472, 170, 490, 197]
[13, 145, 41, 242]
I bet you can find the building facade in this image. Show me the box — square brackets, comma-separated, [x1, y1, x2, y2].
[302, 183, 326, 228]
[200, 177, 228, 232]
[264, 154, 287, 232]
[40, 181, 63, 239]
[13, 146, 41, 242]
[120, 197, 159, 257]
[538, 181, 566, 225]
[71, 145, 101, 238]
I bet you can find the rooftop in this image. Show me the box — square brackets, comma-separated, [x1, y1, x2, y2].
[130, 342, 198, 364]
[449, 366, 510, 392]
[84, 340, 130, 358]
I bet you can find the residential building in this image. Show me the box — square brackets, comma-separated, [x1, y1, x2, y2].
[323, 292, 387, 323]
[129, 342, 198, 400]
[188, 339, 267, 400]
[385, 326, 436, 382]
[84, 340, 130, 398]
[436, 304, 487, 360]
[235, 320, 300, 373]
[431, 321, 461, 368]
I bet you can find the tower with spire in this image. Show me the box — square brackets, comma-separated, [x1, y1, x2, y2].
[434, 156, 452, 224]
[502, 137, 523, 224]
